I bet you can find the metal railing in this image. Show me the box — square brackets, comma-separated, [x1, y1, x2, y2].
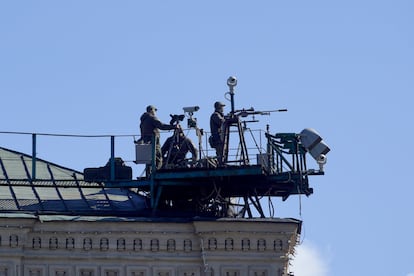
[0, 128, 310, 182]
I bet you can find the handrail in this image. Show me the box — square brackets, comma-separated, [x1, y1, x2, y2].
[0, 128, 308, 181]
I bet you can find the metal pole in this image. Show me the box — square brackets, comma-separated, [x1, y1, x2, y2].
[226, 76, 237, 115]
[110, 136, 115, 181]
[150, 135, 156, 208]
[230, 88, 235, 115]
[32, 133, 36, 180]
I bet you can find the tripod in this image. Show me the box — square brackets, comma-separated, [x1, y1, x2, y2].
[221, 115, 249, 166]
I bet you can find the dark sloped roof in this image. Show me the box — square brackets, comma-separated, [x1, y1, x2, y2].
[0, 147, 146, 216]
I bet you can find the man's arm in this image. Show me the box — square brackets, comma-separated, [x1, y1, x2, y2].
[153, 117, 175, 131]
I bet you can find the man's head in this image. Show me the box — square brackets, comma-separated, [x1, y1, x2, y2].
[146, 105, 157, 115]
[214, 101, 225, 112]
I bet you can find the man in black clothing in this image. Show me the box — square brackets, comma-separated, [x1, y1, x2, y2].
[161, 128, 198, 168]
[139, 105, 177, 169]
[209, 101, 226, 163]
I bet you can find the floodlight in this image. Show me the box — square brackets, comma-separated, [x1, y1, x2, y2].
[300, 128, 330, 161]
[227, 76, 237, 87]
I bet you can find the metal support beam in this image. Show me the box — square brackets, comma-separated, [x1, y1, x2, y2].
[110, 136, 115, 181]
[32, 133, 36, 180]
[150, 135, 156, 209]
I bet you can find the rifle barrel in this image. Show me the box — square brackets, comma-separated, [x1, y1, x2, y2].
[262, 109, 288, 113]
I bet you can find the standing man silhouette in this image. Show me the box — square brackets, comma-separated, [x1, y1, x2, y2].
[140, 105, 177, 170]
[209, 101, 226, 164]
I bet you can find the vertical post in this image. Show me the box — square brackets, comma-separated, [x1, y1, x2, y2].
[230, 88, 235, 115]
[226, 76, 237, 115]
[32, 133, 36, 180]
[150, 135, 156, 208]
[266, 125, 273, 173]
[110, 136, 115, 181]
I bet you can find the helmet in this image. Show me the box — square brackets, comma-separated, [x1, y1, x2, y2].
[214, 101, 226, 109]
[146, 105, 157, 112]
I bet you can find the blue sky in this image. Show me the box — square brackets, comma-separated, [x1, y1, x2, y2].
[1, 1, 413, 275]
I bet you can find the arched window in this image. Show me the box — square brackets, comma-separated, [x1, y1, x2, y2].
[9, 234, 18, 248]
[100, 238, 109, 251]
[242, 238, 250, 251]
[150, 239, 159, 252]
[167, 239, 176, 252]
[208, 238, 217, 250]
[83, 238, 92, 251]
[49, 237, 58, 250]
[66, 237, 75, 250]
[225, 238, 234, 251]
[133, 238, 143, 251]
[117, 238, 126, 251]
[32, 237, 41, 250]
[274, 239, 283, 251]
[184, 239, 192, 252]
[257, 239, 266, 251]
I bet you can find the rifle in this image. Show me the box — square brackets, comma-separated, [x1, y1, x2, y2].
[233, 107, 288, 118]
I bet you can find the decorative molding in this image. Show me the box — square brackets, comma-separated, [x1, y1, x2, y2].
[183, 239, 192, 252]
[0, 265, 9, 276]
[101, 265, 123, 276]
[24, 265, 46, 276]
[9, 235, 18, 248]
[274, 239, 283, 251]
[257, 239, 266, 251]
[166, 239, 176, 252]
[117, 238, 126, 251]
[76, 266, 98, 276]
[100, 238, 109, 251]
[49, 265, 73, 276]
[49, 237, 58, 250]
[0, 217, 299, 276]
[66, 237, 75, 250]
[126, 266, 150, 276]
[153, 267, 174, 276]
[3, 233, 290, 255]
[225, 238, 234, 251]
[133, 238, 142, 251]
[32, 236, 41, 250]
[207, 237, 217, 250]
[242, 238, 251, 251]
[83, 238, 92, 251]
[150, 239, 159, 252]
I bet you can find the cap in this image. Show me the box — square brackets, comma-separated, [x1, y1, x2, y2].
[214, 101, 226, 109]
[146, 105, 157, 112]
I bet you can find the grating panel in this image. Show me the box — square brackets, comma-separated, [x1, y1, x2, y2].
[0, 199, 18, 210]
[0, 186, 18, 210]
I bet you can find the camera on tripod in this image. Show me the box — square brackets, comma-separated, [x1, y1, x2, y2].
[183, 106, 200, 129]
[187, 118, 197, 128]
[169, 114, 185, 126]
[183, 106, 199, 113]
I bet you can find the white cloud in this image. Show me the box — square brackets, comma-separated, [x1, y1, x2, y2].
[406, 273, 414, 276]
[289, 241, 330, 276]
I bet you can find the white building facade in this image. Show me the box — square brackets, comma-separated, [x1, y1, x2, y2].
[0, 215, 300, 276]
